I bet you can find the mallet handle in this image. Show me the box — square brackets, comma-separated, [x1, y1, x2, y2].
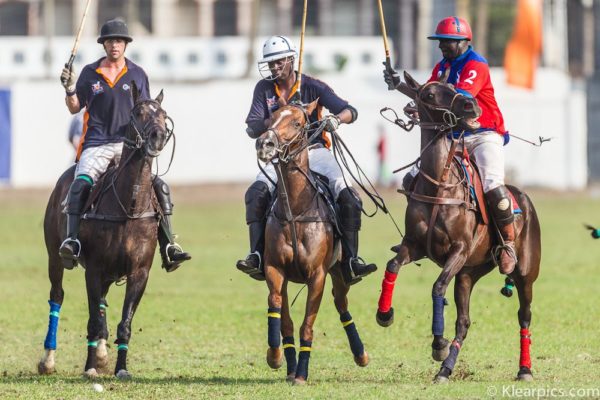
[66, 0, 93, 69]
[296, 0, 308, 98]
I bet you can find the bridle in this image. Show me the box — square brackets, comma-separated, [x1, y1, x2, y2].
[123, 99, 173, 157]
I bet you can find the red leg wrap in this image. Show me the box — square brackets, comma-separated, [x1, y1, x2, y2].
[519, 328, 532, 369]
[378, 270, 398, 313]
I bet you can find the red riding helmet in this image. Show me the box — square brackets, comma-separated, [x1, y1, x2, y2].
[428, 16, 472, 41]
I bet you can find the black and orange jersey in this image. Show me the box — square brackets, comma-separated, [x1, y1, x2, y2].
[75, 57, 150, 155]
[245, 72, 355, 147]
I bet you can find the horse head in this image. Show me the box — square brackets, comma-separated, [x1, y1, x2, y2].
[256, 100, 319, 163]
[127, 82, 171, 157]
[399, 71, 481, 131]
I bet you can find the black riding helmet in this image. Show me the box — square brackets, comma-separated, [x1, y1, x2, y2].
[97, 19, 133, 44]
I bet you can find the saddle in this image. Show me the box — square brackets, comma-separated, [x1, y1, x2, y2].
[268, 171, 340, 236]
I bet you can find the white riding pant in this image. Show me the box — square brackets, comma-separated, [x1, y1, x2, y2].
[75, 142, 123, 183]
[407, 131, 505, 193]
[257, 146, 351, 200]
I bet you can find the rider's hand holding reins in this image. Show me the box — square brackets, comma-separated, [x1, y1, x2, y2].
[322, 115, 341, 132]
[382, 62, 401, 90]
[61, 65, 77, 96]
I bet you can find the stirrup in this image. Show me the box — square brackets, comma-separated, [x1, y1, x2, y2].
[165, 242, 183, 263]
[492, 243, 517, 273]
[236, 251, 265, 281]
[59, 238, 81, 258]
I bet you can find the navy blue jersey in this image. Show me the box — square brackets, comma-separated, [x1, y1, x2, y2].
[245, 73, 354, 146]
[75, 57, 150, 156]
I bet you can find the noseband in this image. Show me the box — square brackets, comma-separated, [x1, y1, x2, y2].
[415, 82, 466, 133]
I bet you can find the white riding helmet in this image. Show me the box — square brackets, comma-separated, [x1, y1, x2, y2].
[258, 36, 297, 80]
[260, 36, 297, 63]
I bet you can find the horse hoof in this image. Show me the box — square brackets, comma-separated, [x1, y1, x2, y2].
[266, 347, 283, 369]
[286, 373, 295, 382]
[38, 350, 56, 375]
[376, 308, 394, 327]
[354, 351, 369, 367]
[37, 360, 55, 375]
[433, 375, 449, 384]
[293, 377, 307, 386]
[115, 369, 131, 380]
[517, 373, 533, 382]
[432, 338, 450, 362]
[83, 368, 99, 380]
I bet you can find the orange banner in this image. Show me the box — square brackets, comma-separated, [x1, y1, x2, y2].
[504, 0, 543, 89]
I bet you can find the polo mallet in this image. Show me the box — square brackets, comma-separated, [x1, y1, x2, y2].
[377, 0, 395, 90]
[63, 0, 93, 74]
[294, 0, 308, 100]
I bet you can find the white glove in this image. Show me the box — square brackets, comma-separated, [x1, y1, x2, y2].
[322, 115, 340, 132]
[60, 65, 77, 94]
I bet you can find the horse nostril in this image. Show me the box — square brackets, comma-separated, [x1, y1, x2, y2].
[464, 103, 473, 111]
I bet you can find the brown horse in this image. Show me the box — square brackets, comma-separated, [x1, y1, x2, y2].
[38, 83, 170, 379]
[255, 101, 369, 385]
[376, 71, 541, 383]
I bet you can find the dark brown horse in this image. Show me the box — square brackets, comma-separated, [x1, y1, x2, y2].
[255, 101, 369, 385]
[376, 71, 541, 383]
[38, 83, 170, 379]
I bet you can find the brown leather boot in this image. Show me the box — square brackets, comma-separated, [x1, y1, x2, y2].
[498, 223, 517, 274]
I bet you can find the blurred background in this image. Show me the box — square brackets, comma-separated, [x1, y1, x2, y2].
[0, 0, 598, 190]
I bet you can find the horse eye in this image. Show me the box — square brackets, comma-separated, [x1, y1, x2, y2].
[428, 93, 435, 99]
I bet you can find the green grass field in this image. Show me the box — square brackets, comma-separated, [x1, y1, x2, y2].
[0, 185, 599, 399]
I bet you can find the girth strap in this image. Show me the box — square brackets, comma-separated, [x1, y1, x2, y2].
[82, 211, 158, 222]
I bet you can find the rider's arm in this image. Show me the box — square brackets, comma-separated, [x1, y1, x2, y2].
[316, 80, 357, 125]
[245, 82, 270, 138]
[65, 93, 81, 115]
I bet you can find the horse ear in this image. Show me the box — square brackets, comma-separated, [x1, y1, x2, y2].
[155, 89, 164, 105]
[403, 71, 421, 91]
[439, 68, 450, 84]
[131, 81, 139, 103]
[305, 98, 319, 115]
[398, 71, 419, 99]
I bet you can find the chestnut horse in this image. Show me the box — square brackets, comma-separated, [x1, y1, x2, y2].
[255, 101, 369, 385]
[38, 83, 170, 379]
[376, 71, 541, 383]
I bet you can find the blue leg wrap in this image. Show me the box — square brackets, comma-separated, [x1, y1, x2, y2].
[432, 294, 446, 336]
[267, 307, 281, 348]
[441, 341, 461, 372]
[282, 336, 297, 376]
[340, 311, 364, 357]
[44, 301, 61, 350]
[295, 339, 312, 380]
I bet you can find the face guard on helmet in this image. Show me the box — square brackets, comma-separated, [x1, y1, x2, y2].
[258, 36, 297, 81]
[428, 16, 472, 41]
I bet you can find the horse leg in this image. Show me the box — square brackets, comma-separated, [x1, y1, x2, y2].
[434, 263, 494, 383]
[114, 267, 150, 380]
[376, 239, 424, 327]
[514, 274, 535, 381]
[265, 265, 285, 371]
[83, 269, 105, 379]
[294, 268, 327, 385]
[330, 264, 368, 367]
[96, 281, 112, 373]
[280, 280, 297, 381]
[38, 257, 64, 375]
[430, 245, 468, 365]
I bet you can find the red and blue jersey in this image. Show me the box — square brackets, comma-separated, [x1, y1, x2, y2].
[75, 57, 150, 157]
[246, 73, 355, 147]
[428, 46, 507, 137]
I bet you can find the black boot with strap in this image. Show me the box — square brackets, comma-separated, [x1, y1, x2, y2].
[59, 176, 93, 269]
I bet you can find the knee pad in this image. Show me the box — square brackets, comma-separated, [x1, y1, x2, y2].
[337, 187, 362, 231]
[485, 185, 514, 226]
[245, 181, 272, 224]
[152, 177, 173, 215]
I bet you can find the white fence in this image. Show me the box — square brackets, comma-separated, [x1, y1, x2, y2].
[3, 67, 587, 190]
